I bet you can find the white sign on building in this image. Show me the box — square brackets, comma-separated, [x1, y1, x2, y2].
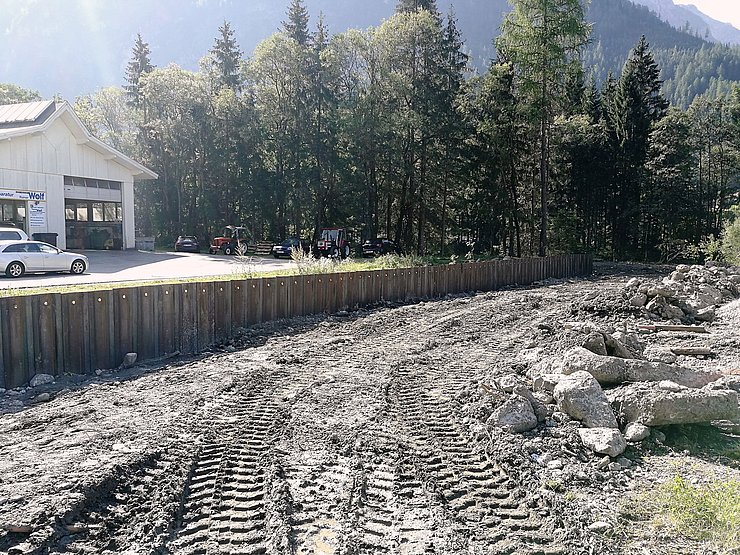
[0, 189, 46, 201]
[29, 202, 46, 227]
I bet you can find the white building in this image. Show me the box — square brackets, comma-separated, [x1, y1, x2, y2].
[0, 100, 156, 250]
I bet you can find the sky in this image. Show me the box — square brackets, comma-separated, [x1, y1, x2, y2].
[675, 0, 740, 28]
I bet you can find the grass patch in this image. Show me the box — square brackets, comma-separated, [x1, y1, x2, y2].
[660, 475, 740, 553]
[0, 253, 441, 297]
[621, 475, 740, 554]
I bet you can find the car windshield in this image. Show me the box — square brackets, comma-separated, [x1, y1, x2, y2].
[179, 236, 196, 241]
[282, 239, 298, 246]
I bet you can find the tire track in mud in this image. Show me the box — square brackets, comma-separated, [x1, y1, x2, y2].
[166, 369, 320, 555]
[387, 362, 562, 555]
[39, 365, 317, 555]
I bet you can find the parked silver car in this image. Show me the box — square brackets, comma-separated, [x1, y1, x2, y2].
[0, 241, 88, 277]
[0, 226, 29, 241]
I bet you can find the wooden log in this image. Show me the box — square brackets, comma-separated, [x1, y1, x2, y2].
[638, 325, 708, 334]
[669, 347, 713, 356]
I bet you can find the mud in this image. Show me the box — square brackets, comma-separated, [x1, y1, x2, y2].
[0, 262, 738, 554]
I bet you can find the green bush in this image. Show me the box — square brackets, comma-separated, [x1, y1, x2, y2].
[721, 218, 740, 264]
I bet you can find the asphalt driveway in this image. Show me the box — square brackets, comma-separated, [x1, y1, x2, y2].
[0, 250, 294, 289]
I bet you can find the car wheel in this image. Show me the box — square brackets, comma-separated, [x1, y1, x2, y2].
[223, 246, 233, 255]
[5, 261, 24, 278]
[330, 247, 339, 258]
[342, 245, 350, 259]
[70, 260, 86, 274]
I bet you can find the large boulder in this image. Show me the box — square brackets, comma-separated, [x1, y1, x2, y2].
[578, 428, 627, 457]
[553, 371, 618, 428]
[561, 347, 721, 388]
[487, 395, 538, 433]
[607, 383, 740, 426]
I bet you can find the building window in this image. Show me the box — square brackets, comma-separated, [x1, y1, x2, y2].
[92, 203, 104, 222]
[63, 175, 122, 191]
[65, 200, 121, 222]
[104, 203, 117, 222]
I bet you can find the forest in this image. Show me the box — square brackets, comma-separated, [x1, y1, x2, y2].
[10, 0, 740, 261]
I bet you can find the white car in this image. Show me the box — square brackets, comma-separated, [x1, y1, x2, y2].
[0, 241, 88, 277]
[0, 226, 29, 241]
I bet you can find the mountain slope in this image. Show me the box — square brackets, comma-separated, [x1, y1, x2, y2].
[585, 0, 740, 107]
[630, 0, 740, 45]
[0, 0, 737, 108]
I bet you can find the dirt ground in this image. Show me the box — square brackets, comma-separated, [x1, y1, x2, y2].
[0, 263, 738, 555]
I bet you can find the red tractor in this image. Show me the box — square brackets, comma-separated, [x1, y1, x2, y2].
[314, 227, 351, 258]
[209, 226, 251, 255]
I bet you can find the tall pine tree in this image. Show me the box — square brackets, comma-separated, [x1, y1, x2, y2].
[283, 0, 311, 46]
[210, 21, 243, 91]
[396, 0, 438, 13]
[610, 35, 668, 258]
[125, 33, 154, 107]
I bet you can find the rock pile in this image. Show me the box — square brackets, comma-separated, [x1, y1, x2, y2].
[624, 263, 740, 323]
[476, 264, 740, 463]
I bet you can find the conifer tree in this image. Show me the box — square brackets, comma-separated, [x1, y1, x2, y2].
[396, 0, 438, 13]
[283, 0, 311, 45]
[125, 33, 154, 107]
[611, 36, 668, 257]
[210, 21, 243, 91]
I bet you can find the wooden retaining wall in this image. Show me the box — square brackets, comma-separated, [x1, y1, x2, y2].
[0, 254, 591, 388]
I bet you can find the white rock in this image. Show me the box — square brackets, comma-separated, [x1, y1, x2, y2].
[488, 395, 538, 433]
[643, 346, 677, 364]
[658, 380, 685, 392]
[647, 285, 676, 298]
[547, 459, 564, 470]
[497, 373, 522, 393]
[608, 383, 739, 426]
[579, 427, 627, 457]
[629, 293, 647, 307]
[554, 371, 618, 428]
[624, 422, 650, 442]
[29, 374, 54, 387]
[561, 346, 720, 388]
[533, 373, 560, 392]
[122, 352, 138, 368]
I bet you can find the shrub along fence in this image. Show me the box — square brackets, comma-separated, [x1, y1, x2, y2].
[0, 254, 591, 388]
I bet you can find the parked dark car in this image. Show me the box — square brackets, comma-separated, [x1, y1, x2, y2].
[175, 235, 200, 253]
[362, 238, 399, 257]
[272, 238, 310, 258]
